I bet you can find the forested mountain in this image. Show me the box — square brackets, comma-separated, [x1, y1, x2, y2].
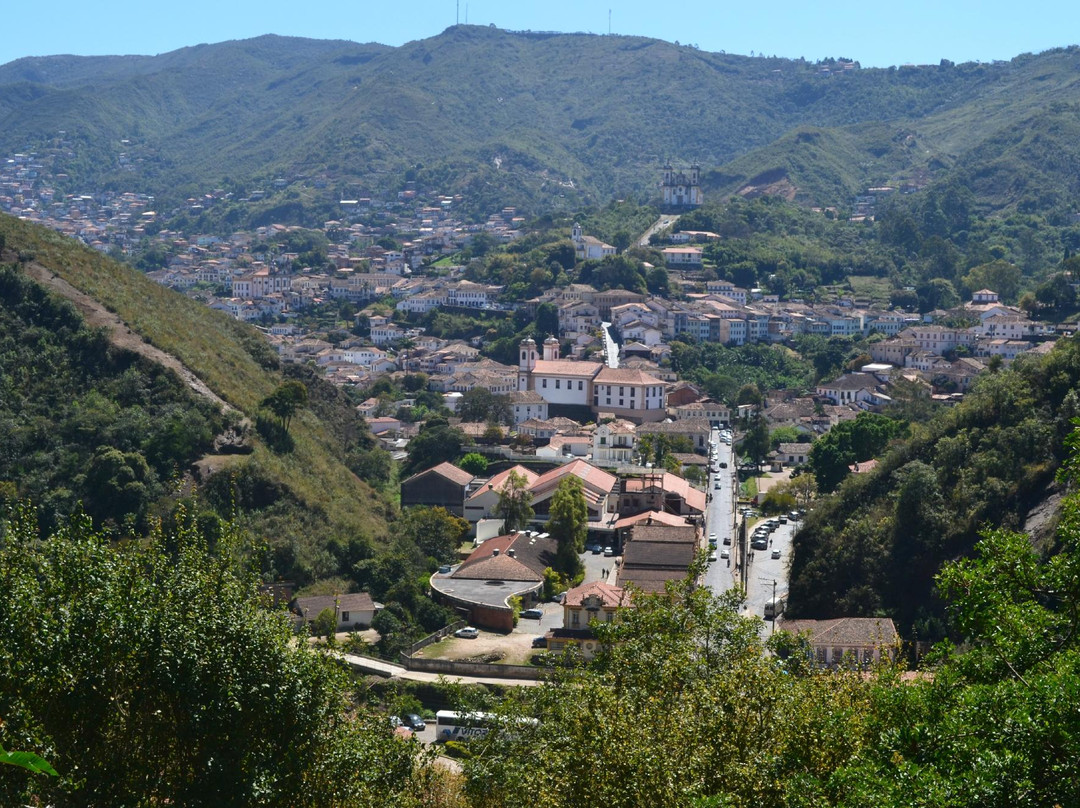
[3, 28, 1080, 219]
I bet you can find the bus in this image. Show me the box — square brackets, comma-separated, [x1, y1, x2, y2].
[434, 710, 539, 743]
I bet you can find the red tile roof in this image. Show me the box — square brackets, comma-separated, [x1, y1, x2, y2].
[530, 459, 618, 502]
[593, 367, 667, 385]
[563, 580, 630, 608]
[532, 359, 603, 377]
[466, 465, 539, 503]
[613, 510, 690, 529]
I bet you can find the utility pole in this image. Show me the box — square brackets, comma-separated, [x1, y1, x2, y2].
[456, 0, 459, 25]
[771, 578, 776, 634]
[608, 9, 612, 35]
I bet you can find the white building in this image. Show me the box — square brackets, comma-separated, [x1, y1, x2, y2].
[571, 223, 616, 261]
[592, 420, 638, 466]
[591, 367, 667, 422]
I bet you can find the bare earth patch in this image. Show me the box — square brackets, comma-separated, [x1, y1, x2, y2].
[417, 630, 537, 665]
[23, 262, 234, 413]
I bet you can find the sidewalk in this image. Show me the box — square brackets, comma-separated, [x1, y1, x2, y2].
[338, 651, 542, 687]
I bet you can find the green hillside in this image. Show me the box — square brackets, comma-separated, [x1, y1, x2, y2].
[787, 336, 1080, 639]
[5, 31, 1080, 218]
[0, 213, 391, 571]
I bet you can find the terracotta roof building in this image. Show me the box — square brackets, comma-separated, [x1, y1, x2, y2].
[399, 462, 475, 516]
[429, 532, 558, 632]
[777, 617, 900, 668]
[617, 522, 698, 593]
[291, 592, 382, 631]
[546, 580, 631, 660]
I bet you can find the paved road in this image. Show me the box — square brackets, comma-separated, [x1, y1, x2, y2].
[701, 428, 739, 595]
[637, 214, 680, 247]
[698, 428, 798, 640]
[740, 516, 798, 638]
[600, 322, 620, 368]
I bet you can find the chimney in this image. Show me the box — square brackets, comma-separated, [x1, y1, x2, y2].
[492, 548, 500, 556]
[507, 549, 516, 558]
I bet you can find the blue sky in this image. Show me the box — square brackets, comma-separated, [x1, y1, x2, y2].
[2, 1, 1077, 69]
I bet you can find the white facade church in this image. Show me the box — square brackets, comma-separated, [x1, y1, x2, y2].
[517, 337, 667, 423]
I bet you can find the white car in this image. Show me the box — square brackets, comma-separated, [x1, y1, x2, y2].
[454, 626, 479, 639]
[720, 548, 730, 559]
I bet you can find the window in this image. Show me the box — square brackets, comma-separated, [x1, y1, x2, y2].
[578, 380, 583, 390]
[555, 379, 560, 389]
[630, 388, 636, 397]
[341, 611, 350, 623]
[571, 611, 580, 627]
[619, 400, 624, 407]
[542, 379, 547, 388]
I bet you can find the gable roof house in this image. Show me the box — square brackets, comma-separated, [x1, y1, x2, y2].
[617, 522, 698, 593]
[776, 443, 812, 467]
[777, 617, 900, 669]
[637, 417, 713, 452]
[463, 465, 541, 524]
[545, 580, 631, 660]
[399, 462, 475, 516]
[529, 460, 620, 531]
[291, 592, 382, 631]
[815, 372, 878, 406]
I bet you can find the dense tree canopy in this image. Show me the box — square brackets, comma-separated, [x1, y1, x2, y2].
[546, 475, 588, 577]
[0, 507, 421, 807]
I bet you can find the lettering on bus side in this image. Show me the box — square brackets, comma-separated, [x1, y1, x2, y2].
[450, 726, 489, 740]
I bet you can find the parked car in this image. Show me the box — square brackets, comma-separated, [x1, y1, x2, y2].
[521, 608, 544, 620]
[723, 536, 731, 545]
[454, 626, 479, 639]
[771, 548, 781, 559]
[720, 548, 730, 559]
[708, 551, 717, 562]
[590, 544, 603, 555]
[719, 462, 728, 469]
[603, 546, 615, 557]
[532, 636, 548, 649]
[438, 564, 452, 574]
[402, 713, 426, 731]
